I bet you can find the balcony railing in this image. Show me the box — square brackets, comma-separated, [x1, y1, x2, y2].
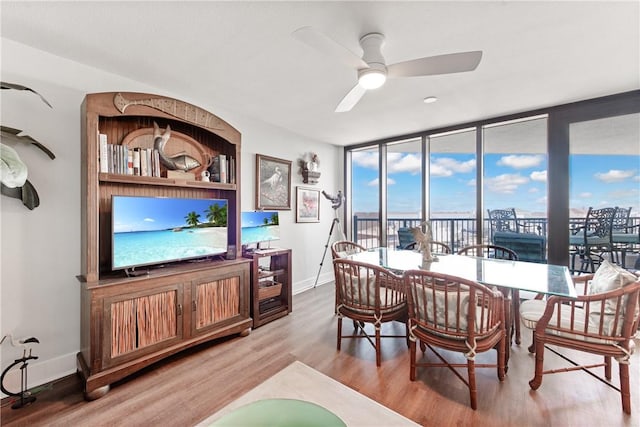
[352, 215, 639, 255]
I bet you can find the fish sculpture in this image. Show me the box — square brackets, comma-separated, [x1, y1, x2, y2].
[153, 122, 201, 172]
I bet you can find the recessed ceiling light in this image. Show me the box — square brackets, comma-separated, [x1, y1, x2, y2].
[423, 96, 438, 104]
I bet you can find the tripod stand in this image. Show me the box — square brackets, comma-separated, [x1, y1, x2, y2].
[313, 208, 346, 288]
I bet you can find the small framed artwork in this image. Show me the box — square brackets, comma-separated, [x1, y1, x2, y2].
[256, 154, 292, 210]
[296, 186, 320, 223]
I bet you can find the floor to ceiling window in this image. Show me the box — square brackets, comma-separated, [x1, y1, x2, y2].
[350, 146, 380, 248]
[429, 128, 477, 251]
[386, 138, 423, 249]
[569, 113, 640, 267]
[483, 116, 549, 246]
[569, 113, 640, 215]
[344, 91, 640, 267]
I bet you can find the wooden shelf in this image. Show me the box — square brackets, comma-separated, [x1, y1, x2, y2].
[99, 172, 236, 190]
[78, 91, 248, 400]
[245, 249, 292, 328]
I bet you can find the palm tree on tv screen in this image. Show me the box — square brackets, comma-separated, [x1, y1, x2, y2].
[205, 203, 227, 226]
[185, 211, 200, 227]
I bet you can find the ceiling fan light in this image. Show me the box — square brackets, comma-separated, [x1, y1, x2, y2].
[358, 69, 386, 90]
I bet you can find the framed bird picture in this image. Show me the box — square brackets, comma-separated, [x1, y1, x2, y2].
[256, 154, 292, 210]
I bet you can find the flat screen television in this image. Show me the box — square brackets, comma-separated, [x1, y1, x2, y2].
[241, 211, 280, 248]
[112, 195, 228, 272]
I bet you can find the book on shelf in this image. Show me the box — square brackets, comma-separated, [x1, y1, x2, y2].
[127, 150, 134, 175]
[140, 148, 148, 176]
[219, 154, 227, 184]
[132, 148, 140, 176]
[207, 153, 234, 183]
[209, 155, 220, 182]
[99, 143, 163, 178]
[99, 133, 108, 173]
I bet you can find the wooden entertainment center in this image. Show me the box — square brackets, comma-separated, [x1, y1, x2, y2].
[77, 92, 252, 399]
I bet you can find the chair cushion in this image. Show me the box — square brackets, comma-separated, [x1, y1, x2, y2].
[415, 287, 470, 331]
[612, 233, 640, 244]
[519, 299, 626, 344]
[569, 235, 610, 246]
[344, 271, 377, 307]
[413, 289, 493, 338]
[588, 259, 638, 315]
[335, 246, 361, 258]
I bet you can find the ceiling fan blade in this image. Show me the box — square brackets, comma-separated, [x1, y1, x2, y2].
[387, 51, 483, 78]
[335, 84, 367, 113]
[292, 26, 368, 70]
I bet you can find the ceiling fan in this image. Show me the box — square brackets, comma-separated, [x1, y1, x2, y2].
[292, 26, 482, 112]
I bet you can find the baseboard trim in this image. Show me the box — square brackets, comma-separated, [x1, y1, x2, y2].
[1, 351, 77, 399]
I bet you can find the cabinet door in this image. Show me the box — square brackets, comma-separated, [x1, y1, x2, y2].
[192, 270, 247, 335]
[103, 284, 183, 368]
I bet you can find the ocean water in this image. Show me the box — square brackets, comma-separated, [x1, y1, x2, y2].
[113, 227, 227, 269]
[241, 225, 280, 245]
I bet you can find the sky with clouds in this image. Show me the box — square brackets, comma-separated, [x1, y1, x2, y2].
[352, 151, 640, 217]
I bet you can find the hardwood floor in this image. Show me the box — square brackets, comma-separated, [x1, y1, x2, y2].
[2, 282, 638, 426]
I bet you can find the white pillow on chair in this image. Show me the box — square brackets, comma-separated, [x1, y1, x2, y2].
[588, 260, 638, 315]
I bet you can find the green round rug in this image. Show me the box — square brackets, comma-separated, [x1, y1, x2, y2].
[210, 398, 347, 427]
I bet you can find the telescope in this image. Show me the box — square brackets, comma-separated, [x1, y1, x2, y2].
[322, 190, 344, 210]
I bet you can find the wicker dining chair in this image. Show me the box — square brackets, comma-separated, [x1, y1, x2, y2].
[402, 240, 451, 254]
[430, 241, 452, 254]
[457, 244, 523, 345]
[332, 258, 408, 366]
[331, 240, 367, 259]
[519, 260, 640, 414]
[404, 269, 506, 410]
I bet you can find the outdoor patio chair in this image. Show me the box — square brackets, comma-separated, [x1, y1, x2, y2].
[519, 260, 640, 414]
[333, 258, 408, 366]
[570, 206, 618, 273]
[612, 207, 640, 268]
[404, 269, 506, 410]
[487, 208, 541, 235]
[397, 227, 417, 249]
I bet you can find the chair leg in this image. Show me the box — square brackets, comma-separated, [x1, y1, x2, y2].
[409, 339, 417, 381]
[512, 290, 521, 345]
[604, 356, 612, 380]
[337, 317, 343, 351]
[467, 359, 477, 410]
[527, 332, 536, 353]
[375, 325, 382, 367]
[529, 333, 545, 390]
[620, 360, 632, 414]
[497, 335, 506, 381]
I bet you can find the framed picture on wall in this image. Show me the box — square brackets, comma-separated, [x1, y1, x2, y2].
[256, 154, 292, 210]
[296, 186, 320, 223]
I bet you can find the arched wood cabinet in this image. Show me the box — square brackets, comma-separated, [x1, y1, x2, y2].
[77, 92, 251, 400]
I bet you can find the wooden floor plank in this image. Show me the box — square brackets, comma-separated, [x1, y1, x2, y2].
[1, 283, 638, 426]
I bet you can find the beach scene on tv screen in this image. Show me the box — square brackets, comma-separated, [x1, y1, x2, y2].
[241, 211, 280, 245]
[113, 196, 228, 269]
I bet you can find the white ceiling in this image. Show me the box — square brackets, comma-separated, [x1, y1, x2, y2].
[1, 1, 638, 147]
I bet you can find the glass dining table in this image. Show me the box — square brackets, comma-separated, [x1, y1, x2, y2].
[346, 248, 576, 365]
[347, 248, 576, 298]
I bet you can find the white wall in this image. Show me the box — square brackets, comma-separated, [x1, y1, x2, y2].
[0, 38, 342, 392]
